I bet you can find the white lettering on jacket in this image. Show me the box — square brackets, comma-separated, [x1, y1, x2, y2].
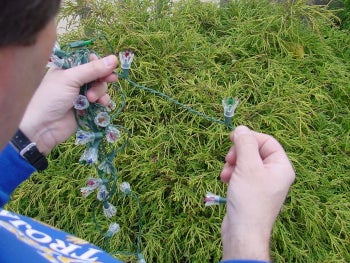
[0, 210, 103, 262]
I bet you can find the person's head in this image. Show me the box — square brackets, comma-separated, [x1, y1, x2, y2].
[0, 0, 61, 150]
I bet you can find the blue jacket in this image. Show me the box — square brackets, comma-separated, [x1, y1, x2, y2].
[0, 142, 267, 263]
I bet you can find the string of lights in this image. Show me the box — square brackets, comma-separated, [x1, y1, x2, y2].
[48, 36, 238, 262]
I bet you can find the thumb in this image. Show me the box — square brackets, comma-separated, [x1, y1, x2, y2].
[64, 55, 118, 86]
[232, 125, 263, 169]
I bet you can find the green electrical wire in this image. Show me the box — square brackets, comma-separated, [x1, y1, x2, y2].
[123, 77, 234, 130]
[94, 34, 235, 130]
[51, 40, 144, 260]
[52, 35, 236, 262]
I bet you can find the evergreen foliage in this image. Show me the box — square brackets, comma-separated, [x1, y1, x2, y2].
[7, 0, 350, 262]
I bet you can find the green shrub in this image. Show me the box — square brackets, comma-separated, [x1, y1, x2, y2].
[7, 0, 350, 262]
[338, 0, 350, 29]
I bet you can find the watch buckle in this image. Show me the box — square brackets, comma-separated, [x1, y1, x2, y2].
[19, 142, 37, 157]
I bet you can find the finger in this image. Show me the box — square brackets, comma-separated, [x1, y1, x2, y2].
[96, 94, 111, 106]
[64, 55, 118, 87]
[89, 53, 99, 61]
[232, 127, 290, 165]
[232, 125, 263, 168]
[252, 131, 295, 184]
[229, 130, 235, 142]
[89, 54, 118, 83]
[99, 73, 118, 83]
[250, 131, 291, 166]
[253, 132, 295, 183]
[86, 82, 108, 102]
[225, 145, 236, 165]
[89, 53, 118, 82]
[220, 162, 235, 183]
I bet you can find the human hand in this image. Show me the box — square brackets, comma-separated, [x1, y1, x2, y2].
[19, 54, 118, 155]
[220, 125, 295, 261]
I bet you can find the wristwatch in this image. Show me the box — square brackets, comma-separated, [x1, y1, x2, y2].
[10, 129, 48, 172]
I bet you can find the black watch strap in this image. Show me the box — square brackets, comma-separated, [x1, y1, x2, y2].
[10, 129, 48, 171]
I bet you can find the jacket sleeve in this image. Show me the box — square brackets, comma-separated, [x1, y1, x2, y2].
[0, 143, 36, 207]
[0, 209, 124, 263]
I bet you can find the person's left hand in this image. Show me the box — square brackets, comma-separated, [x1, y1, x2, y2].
[19, 54, 118, 155]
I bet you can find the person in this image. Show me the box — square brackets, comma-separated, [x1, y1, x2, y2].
[0, 1, 295, 262]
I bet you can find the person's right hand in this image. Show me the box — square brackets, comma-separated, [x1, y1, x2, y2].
[220, 125, 295, 261]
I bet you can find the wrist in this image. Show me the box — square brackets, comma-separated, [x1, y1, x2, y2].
[10, 129, 49, 171]
[19, 123, 54, 155]
[222, 219, 272, 261]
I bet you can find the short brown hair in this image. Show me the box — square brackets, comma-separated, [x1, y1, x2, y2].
[0, 0, 61, 47]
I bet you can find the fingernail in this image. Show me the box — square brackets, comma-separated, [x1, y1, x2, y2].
[86, 91, 97, 102]
[227, 148, 234, 157]
[234, 125, 250, 138]
[103, 55, 113, 68]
